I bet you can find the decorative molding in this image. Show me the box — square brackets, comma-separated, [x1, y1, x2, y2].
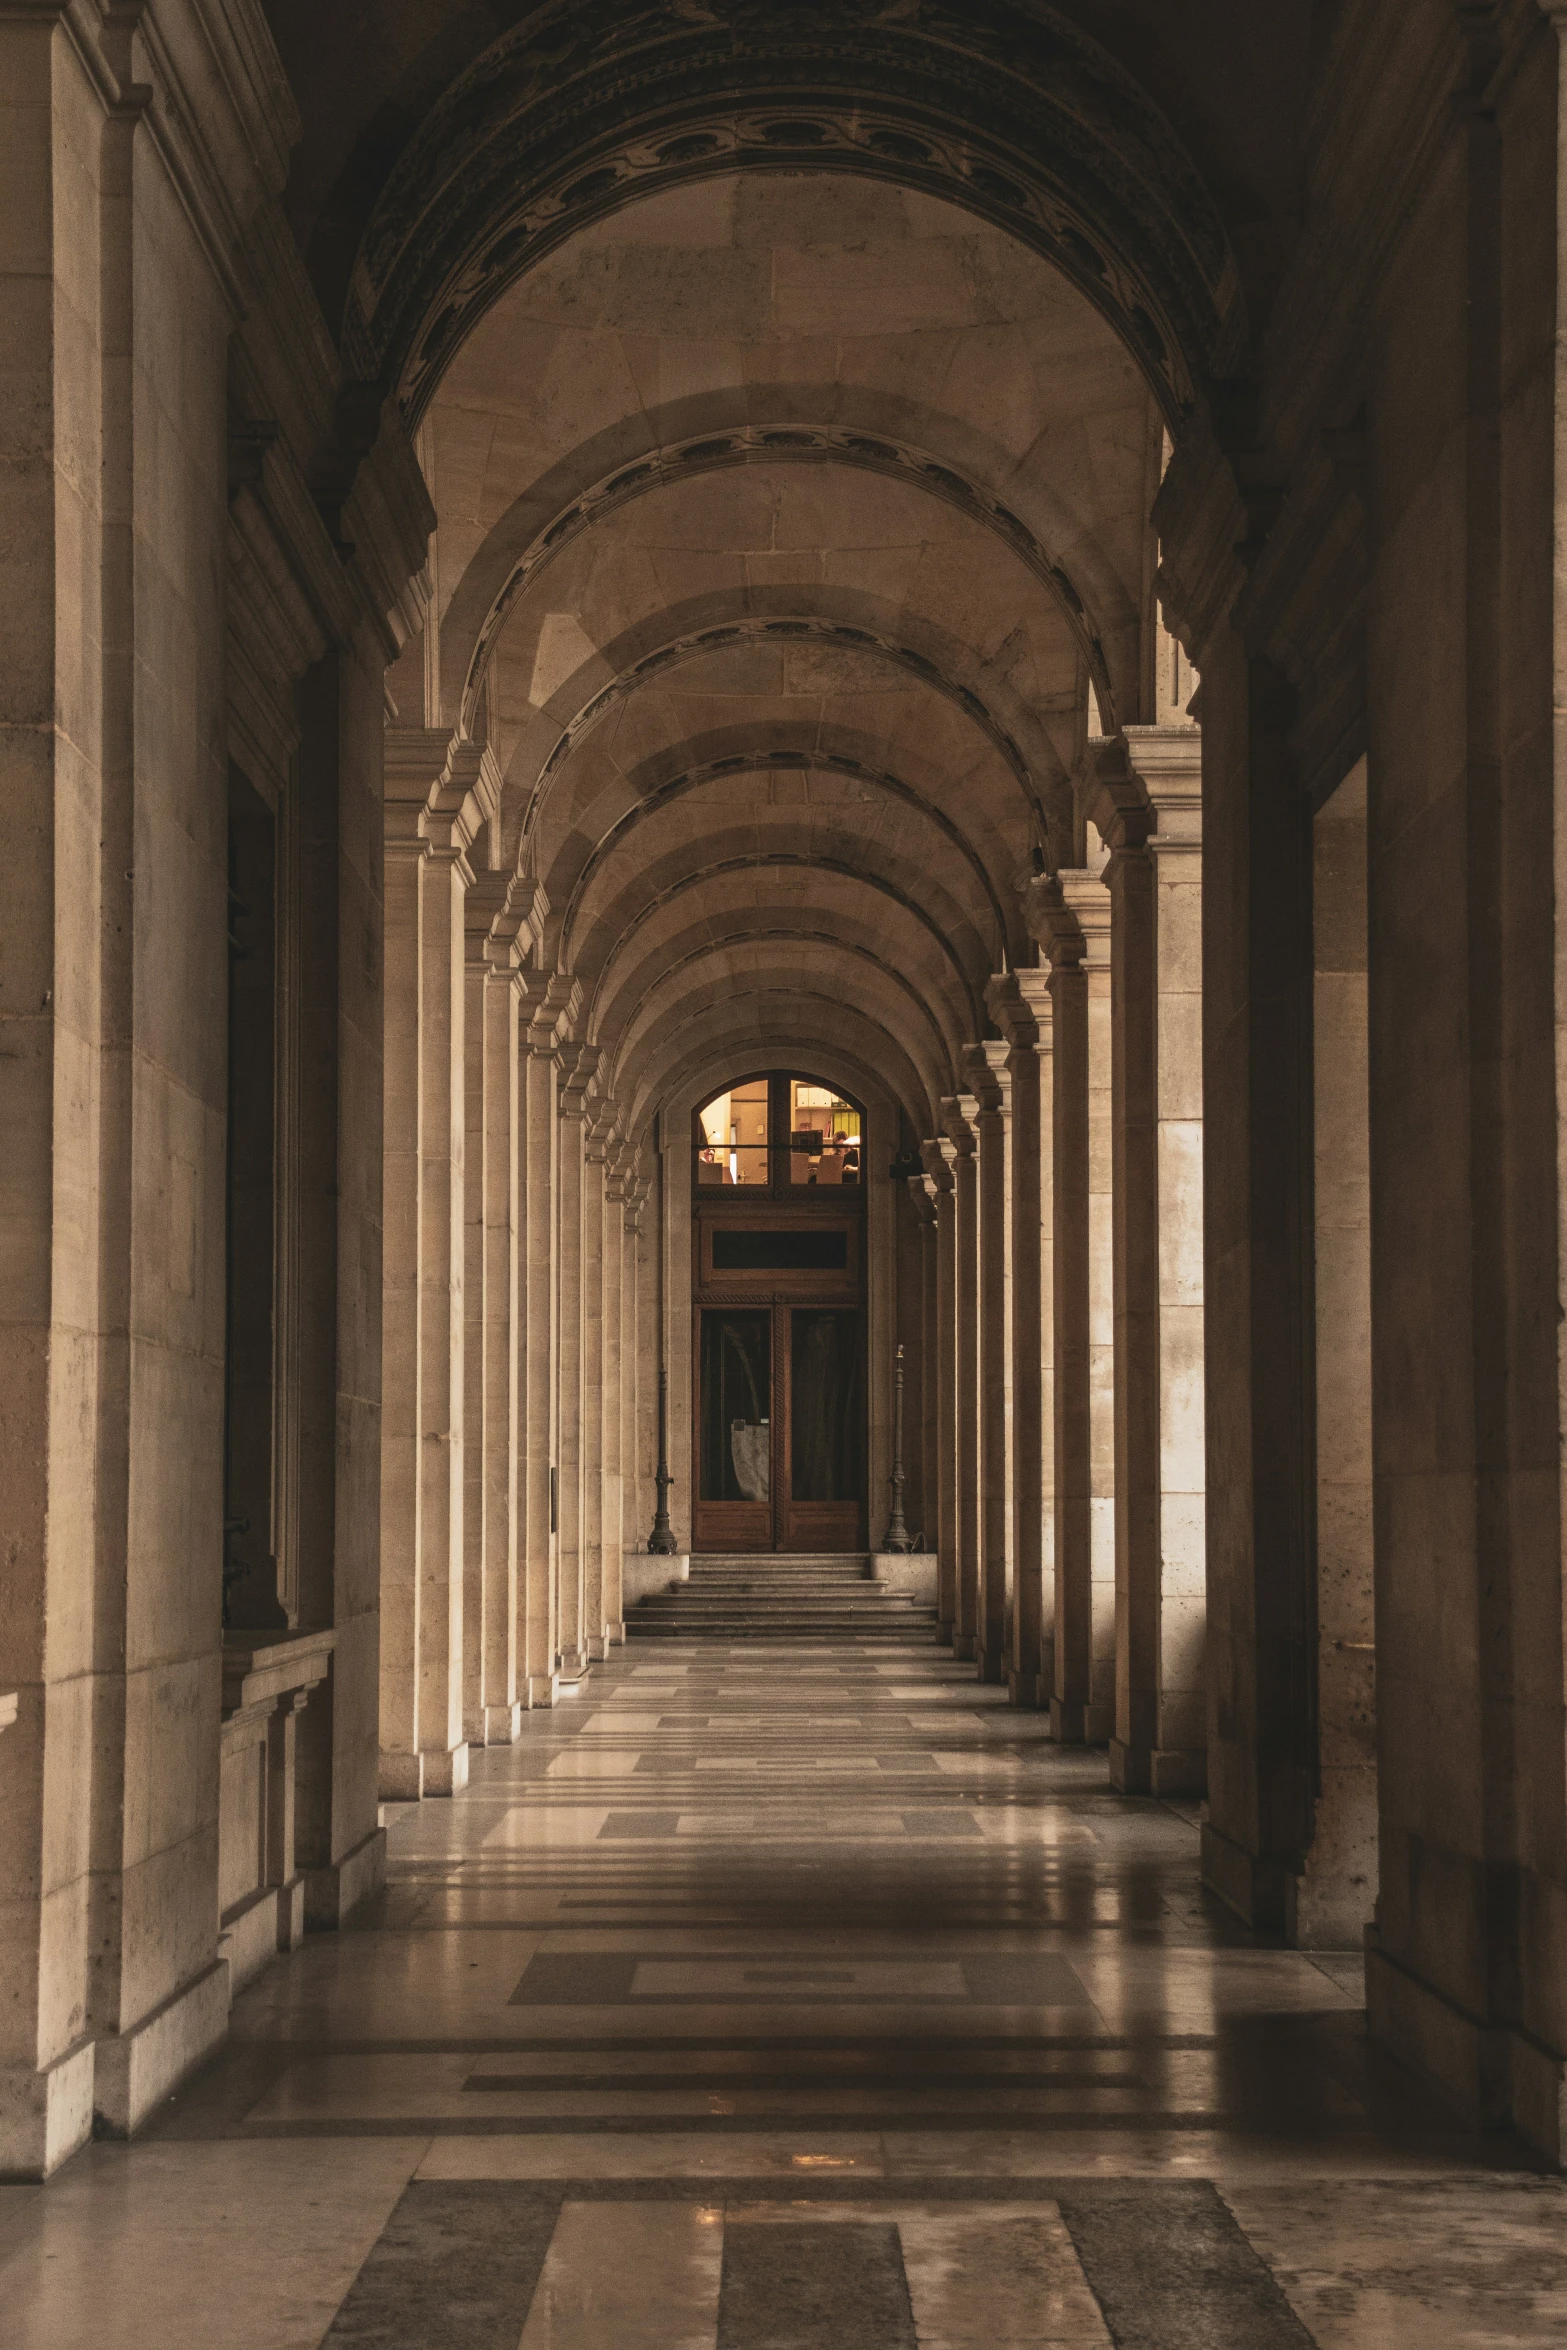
[343, 3, 1239, 422]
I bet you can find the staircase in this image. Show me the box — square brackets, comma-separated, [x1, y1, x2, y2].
[627, 1553, 939, 1642]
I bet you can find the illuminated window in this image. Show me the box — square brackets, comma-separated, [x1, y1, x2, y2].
[789, 1080, 861, 1187]
[695, 1077, 770, 1186]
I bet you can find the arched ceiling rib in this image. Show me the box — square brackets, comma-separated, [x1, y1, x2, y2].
[617, 977, 940, 1145]
[331, 6, 1242, 417]
[511, 612, 1064, 852]
[556, 751, 1011, 971]
[379, 137, 1183, 1120]
[451, 423, 1125, 731]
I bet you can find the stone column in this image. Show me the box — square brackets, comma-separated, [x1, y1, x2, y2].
[1026, 874, 1113, 1740]
[1088, 754, 1161, 1793]
[580, 1115, 608, 1659]
[963, 1045, 1013, 1684]
[989, 971, 1055, 1708]
[599, 1136, 629, 1652]
[1132, 723, 1207, 1793]
[380, 735, 478, 1797]
[520, 978, 575, 1706]
[1190, 632, 1315, 1931]
[940, 1101, 983, 1662]
[917, 1182, 941, 1554]
[1066, 868, 1117, 1742]
[919, 1147, 959, 1640]
[556, 1046, 595, 1679]
[462, 874, 531, 1746]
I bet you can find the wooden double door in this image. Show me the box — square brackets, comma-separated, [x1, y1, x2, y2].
[693, 1300, 866, 1552]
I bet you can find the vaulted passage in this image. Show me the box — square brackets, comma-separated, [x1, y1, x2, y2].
[7, 2, 1567, 2340]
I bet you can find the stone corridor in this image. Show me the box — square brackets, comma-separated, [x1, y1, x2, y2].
[1, 1638, 1562, 2346]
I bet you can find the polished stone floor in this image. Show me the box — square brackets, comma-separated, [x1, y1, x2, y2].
[2, 1637, 1564, 2345]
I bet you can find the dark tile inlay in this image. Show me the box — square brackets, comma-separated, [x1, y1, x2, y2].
[960, 1954, 1093, 2005]
[510, 1951, 637, 2004]
[321, 2181, 561, 2346]
[1057, 2182, 1318, 2349]
[718, 2220, 917, 2350]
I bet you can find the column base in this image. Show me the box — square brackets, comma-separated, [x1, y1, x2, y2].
[305, 1825, 387, 1929]
[525, 1672, 560, 1708]
[557, 1647, 590, 1682]
[1201, 1818, 1295, 1935]
[93, 1958, 231, 2140]
[937, 1617, 955, 1647]
[605, 1620, 626, 1646]
[1007, 1668, 1047, 1709]
[377, 1744, 470, 1800]
[1365, 1929, 1567, 2164]
[0, 2039, 95, 2181]
[976, 1645, 1006, 1685]
[1108, 1740, 1207, 1796]
[1051, 1696, 1088, 1743]
[588, 1633, 611, 1663]
[422, 1741, 470, 1795]
[480, 1702, 524, 1744]
[952, 1631, 976, 1663]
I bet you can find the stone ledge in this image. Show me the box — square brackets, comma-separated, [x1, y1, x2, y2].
[1200, 1818, 1295, 1935]
[0, 2040, 95, 2183]
[623, 1551, 690, 1608]
[1362, 1928, 1567, 2164]
[868, 1551, 937, 1601]
[92, 1959, 231, 2141]
[306, 1824, 387, 1932]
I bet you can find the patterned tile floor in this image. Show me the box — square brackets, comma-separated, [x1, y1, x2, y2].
[2, 1638, 1563, 2344]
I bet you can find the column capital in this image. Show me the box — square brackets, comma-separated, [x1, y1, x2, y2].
[1122, 721, 1203, 855]
[940, 1093, 980, 1154]
[1020, 873, 1083, 971]
[906, 1173, 939, 1225]
[558, 1040, 602, 1121]
[524, 971, 580, 1057]
[961, 1040, 1011, 1115]
[383, 727, 499, 872]
[1085, 736, 1156, 858]
[986, 968, 1053, 1052]
[919, 1137, 956, 1195]
[1058, 867, 1112, 969]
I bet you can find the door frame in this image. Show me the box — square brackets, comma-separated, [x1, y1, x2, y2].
[691, 1298, 868, 1553]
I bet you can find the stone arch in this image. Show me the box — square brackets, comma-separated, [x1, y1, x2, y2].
[344, 4, 1241, 423]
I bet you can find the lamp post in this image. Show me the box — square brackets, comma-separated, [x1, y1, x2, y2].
[648, 1361, 678, 1553]
[881, 1342, 915, 1552]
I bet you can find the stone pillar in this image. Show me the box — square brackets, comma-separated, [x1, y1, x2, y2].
[599, 1135, 629, 1652]
[989, 971, 1055, 1708]
[1136, 725, 1207, 1791]
[380, 736, 478, 1798]
[1298, 758, 1375, 1944]
[1089, 754, 1160, 1793]
[1192, 633, 1315, 1930]
[462, 874, 531, 1746]
[940, 1102, 983, 1662]
[916, 1182, 941, 1555]
[1069, 869, 1117, 1742]
[1090, 732, 1206, 1795]
[1026, 880, 1091, 1739]
[963, 1046, 1013, 1683]
[520, 978, 574, 1706]
[556, 1047, 595, 1679]
[919, 1148, 959, 1641]
[580, 1117, 608, 1660]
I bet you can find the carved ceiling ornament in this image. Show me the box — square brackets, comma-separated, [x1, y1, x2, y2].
[344, 0, 1241, 423]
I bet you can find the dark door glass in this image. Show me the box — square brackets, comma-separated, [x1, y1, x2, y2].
[789, 1309, 865, 1503]
[699, 1310, 772, 1502]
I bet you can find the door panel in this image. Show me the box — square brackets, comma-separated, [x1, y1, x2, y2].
[780, 1307, 866, 1551]
[694, 1308, 772, 1550]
